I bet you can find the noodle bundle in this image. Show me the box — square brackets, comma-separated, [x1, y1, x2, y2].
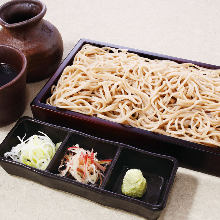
[47, 44, 220, 147]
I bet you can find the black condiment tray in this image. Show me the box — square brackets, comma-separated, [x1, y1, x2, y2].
[0, 117, 178, 220]
[31, 39, 220, 177]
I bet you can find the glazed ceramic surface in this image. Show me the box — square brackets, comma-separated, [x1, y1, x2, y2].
[0, 45, 27, 126]
[0, 0, 63, 82]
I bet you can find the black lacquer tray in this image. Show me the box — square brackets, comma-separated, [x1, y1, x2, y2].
[31, 39, 220, 177]
[0, 117, 178, 220]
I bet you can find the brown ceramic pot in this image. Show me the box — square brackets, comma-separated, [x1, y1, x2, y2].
[0, 45, 27, 126]
[0, 0, 63, 82]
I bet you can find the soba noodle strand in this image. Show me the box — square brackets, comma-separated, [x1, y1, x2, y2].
[47, 44, 220, 147]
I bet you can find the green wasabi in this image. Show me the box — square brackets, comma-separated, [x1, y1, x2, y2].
[121, 169, 147, 198]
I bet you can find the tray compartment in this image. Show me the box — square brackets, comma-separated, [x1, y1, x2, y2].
[0, 117, 69, 171]
[47, 131, 121, 187]
[104, 147, 174, 206]
[0, 117, 178, 220]
[31, 38, 220, 177]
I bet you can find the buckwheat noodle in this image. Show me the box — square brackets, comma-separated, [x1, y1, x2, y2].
[47, 44, 220, 147]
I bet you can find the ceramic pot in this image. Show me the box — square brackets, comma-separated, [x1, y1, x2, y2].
[0, 0, 63, 82]
[0, 45, 27, 126]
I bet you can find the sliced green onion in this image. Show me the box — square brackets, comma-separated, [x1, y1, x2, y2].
[4, 131, 61, 170]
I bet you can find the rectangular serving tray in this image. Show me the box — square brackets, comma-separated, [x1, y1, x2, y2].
[0, 117, 178, 220]
[31, 38, 220, 177]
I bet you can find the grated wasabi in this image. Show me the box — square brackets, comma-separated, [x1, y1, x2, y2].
[121, 169, 147, 198]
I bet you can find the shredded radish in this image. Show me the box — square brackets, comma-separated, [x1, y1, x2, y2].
[58, 145, 112, 185]
[4, 131, 61, 170]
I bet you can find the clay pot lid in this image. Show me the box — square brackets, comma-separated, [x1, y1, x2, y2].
[0, 0, 46, 29]
[0, 45, 27, 90]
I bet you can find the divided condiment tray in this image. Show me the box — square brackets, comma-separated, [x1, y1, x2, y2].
[31, 38, 220, 177]
[0, 117, 178, 220]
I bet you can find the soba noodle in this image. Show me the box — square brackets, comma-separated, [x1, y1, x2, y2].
[47, 44, 220, 147]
